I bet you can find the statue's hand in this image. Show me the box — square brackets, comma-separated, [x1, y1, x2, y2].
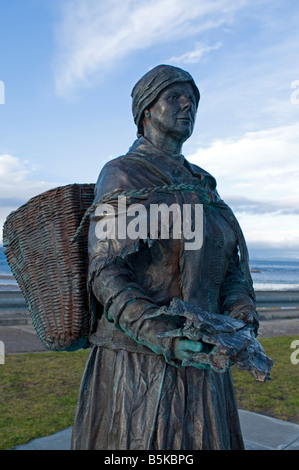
[173, 338, 215, 370]
[229, 308, 259, 336]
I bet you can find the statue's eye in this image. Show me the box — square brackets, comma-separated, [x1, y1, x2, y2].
[167, 93, 178, 101]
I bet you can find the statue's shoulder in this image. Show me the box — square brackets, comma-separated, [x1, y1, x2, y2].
[94, 152, 148, 199]
[100, 152, 143, 174]
[185, 159, 218, 191]
[186, 160, 215, 179]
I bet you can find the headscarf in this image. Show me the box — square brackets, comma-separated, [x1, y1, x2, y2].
[131, 64, 200, 136]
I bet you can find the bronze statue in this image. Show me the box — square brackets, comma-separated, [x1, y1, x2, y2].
[70, 65, 270, 450]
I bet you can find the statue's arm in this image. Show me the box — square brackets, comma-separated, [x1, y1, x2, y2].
[219, 247, 259, 334]
[91, 259, 206, 367]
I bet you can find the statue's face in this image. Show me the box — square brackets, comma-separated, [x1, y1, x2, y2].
[146, 82, 197, 143]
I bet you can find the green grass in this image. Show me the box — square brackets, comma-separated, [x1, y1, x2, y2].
[232, 335, 299, 425]
[0, 349, 90, 450]
[0, 336, 298, 450]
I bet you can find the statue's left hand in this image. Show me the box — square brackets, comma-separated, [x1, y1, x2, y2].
[230, 309, 259, 336]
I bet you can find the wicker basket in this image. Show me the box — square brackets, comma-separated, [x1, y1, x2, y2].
[2, 183, 95, 351]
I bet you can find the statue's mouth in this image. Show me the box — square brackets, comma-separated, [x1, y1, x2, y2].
[177, 117, 192, 123]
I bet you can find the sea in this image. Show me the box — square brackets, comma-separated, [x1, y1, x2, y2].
[1, 245, 299, 292]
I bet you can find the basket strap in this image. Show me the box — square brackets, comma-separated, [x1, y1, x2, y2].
[70, 182, 210, 243]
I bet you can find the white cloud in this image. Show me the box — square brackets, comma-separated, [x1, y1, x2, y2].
[236, 212, 299, 250]
[168, 41, 222, 64]
[189, 123, 299, 201]
[0, 154, 53, 199]
[188, 123, 299, 249]
[0, 154, 56, 244]
[54, 0, 247, 97]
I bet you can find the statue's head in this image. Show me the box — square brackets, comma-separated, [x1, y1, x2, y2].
[131, 65, 200, 138]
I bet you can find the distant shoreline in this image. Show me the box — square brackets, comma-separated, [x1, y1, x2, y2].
[1, 271, 299, 314]
[1, 288, 299, 307]
[1, 276, 299, 291]
[0, 274, 15, 279]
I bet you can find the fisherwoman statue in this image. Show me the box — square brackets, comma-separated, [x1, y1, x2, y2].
[71, 65, 264, 450]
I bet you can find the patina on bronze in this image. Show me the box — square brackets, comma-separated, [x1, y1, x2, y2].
[71, 65, 272, 450]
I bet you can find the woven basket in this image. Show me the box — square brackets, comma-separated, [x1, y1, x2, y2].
[2, 183, 95, 351]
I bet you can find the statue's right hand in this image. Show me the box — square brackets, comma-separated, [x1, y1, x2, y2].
[173, 338, 213, 370]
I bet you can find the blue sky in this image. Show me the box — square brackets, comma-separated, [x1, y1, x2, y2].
[1, 0, 299, 259]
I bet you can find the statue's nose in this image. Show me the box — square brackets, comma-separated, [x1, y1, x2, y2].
[180, 95, 194, 111]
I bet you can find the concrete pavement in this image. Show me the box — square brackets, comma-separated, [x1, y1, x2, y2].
[12, 409, 299, 450]
[2, 316, 299, 354]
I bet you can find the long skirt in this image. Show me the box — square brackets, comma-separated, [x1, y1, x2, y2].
[71, 345, 244, 450]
